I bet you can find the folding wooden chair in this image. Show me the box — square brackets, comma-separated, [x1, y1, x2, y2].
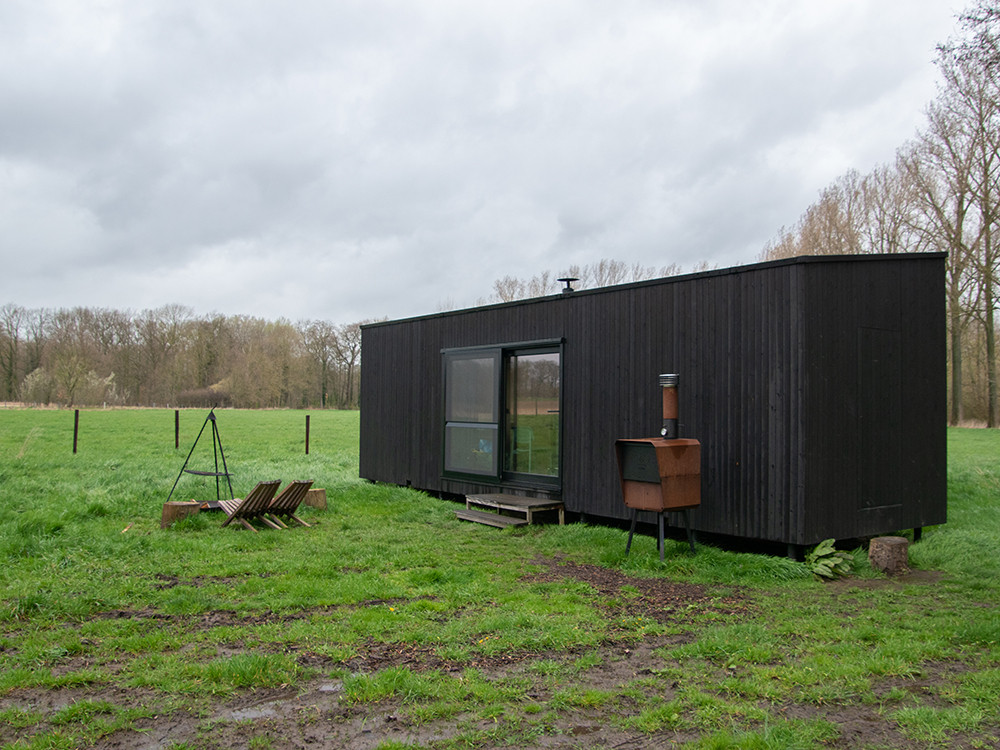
[219, 480, 282, 532]
[264, 480, 314, 528]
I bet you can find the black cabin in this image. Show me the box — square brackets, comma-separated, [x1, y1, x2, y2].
[360, 253, 947, 550]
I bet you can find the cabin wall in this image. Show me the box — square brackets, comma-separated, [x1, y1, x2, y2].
[360, 254, 946, 546]
[798, 258, 946, 541]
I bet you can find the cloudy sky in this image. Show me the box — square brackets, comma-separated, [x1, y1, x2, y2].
[0, 0, 962, 324]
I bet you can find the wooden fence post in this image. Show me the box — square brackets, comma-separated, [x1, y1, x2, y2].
[73, 409, 80, 454]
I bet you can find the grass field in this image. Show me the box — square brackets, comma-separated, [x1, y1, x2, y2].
[0, 408, 998, 749]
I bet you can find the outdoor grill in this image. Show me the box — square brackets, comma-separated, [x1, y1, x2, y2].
[615, 374, 701, 558]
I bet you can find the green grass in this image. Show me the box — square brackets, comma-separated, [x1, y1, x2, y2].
[0, 411, 998, 748]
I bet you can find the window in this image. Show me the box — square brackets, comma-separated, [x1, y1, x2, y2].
[443, 341, 561, 487]
[443, 350, 500, 476]
[505, 350, 560, 478]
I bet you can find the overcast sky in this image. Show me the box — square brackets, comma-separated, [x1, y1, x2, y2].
[0, 0, 962, 324]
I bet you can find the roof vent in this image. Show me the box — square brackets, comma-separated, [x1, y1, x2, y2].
[558, 277, 578, 294]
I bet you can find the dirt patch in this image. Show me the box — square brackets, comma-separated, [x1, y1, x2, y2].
[2, 561, 992, 749]
[828, 569, 945, 589]
[525, 556, 753, 624]
[150, 573, 274, 590]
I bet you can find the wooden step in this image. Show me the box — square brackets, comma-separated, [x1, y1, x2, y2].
[464, 493, 565, 525]
[455, 508, 528, 528]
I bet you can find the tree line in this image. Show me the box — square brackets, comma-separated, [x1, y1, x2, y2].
[0, 303, 369, 409]
[476, 257, 722, 305]
[761, 0, 1000, 426]
[479, 259, 683, 303]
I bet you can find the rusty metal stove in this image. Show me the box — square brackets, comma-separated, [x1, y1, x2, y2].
[615, 374, 700, 559]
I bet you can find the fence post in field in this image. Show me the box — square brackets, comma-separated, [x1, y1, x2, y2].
[305, 414, 311, 455]
[73, 409, 80, 454]
[175, 409, 180, 449]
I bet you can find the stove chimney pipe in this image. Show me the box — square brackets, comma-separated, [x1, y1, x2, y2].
[659, 373, 679, 439]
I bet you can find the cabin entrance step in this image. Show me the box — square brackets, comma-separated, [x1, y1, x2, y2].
[456, 493, 565, 527]
[455, 508, 528, 528]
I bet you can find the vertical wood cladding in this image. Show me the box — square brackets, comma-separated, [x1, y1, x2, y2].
[360, 254, 947, 546]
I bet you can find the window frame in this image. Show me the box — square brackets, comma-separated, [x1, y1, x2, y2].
[441, 339, 563, 490]
[441, 349, 501, 477]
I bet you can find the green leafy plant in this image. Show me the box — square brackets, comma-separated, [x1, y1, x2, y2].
[805, 538, 853, 579]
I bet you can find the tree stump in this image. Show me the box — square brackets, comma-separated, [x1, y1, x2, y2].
[305, 488, 327, 510]
[868, 536, 909, 576]
[161, 501, 200, 529]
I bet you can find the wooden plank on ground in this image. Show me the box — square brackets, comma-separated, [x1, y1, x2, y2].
[465, 493, 565, 524]
[455, 508, 528, 528]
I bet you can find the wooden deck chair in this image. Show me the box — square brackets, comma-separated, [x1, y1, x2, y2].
[264, 480, 314, 528]
[219, 480, 282, 532]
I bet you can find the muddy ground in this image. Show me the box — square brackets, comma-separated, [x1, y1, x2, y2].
[1, 561, 983, 749]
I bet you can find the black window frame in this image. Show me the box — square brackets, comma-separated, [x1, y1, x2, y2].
[441, 349, 501, 477]
[441, 339, 563, 491]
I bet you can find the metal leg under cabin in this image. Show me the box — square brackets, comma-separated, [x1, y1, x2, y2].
[625, 508, 638, 554]
[682, 509, 696, 554]
[625, 508, 696, 559]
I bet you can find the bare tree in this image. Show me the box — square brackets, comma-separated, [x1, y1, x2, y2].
[54, 356, 91, 406]
[860, 163, 926, 255]
[490, 275, 528, 303]
[760, 225, 801, 260]
[801, 171, 865, 255]
[482, 258, 685, 304]
[334, 322, 363, 408]
[763, 163, 925, 260]
[902, 135, 978, 424]
[133, 306, 190, 404]
[0, 303, 25, 401]
[587, 259, 679, 286]
[920, 44, 1000, 425]
[941, 0, 1000, 73]
[301, 320, 338, 407]
[23, 308, 49, 376]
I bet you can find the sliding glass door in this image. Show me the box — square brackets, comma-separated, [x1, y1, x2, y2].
[504, 349, 560, 479]
[443, 341, 561, 489]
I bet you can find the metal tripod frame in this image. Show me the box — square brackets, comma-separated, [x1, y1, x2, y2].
[166, 408, 234, 503]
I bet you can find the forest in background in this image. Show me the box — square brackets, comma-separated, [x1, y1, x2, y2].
[0, 304, 364, 409]
[0, 258, 668, 410]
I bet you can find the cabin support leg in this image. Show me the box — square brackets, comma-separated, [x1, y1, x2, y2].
[682, 509, 696, 554]
[625, 508, 638, 555]
[913, 527, 922, 542]
[658, 512, 665, 562]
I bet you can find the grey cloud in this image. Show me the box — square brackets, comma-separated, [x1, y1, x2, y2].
[0, 0, 960, 322]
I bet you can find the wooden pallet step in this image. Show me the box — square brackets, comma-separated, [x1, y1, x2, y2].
[455, 508, 528, 528]
[464, 493, 566, 525]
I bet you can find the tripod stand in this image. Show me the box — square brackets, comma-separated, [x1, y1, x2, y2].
[167, 408, 235, 504]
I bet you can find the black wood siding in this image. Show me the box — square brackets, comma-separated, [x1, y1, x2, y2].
[360, 254, 946, 546]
